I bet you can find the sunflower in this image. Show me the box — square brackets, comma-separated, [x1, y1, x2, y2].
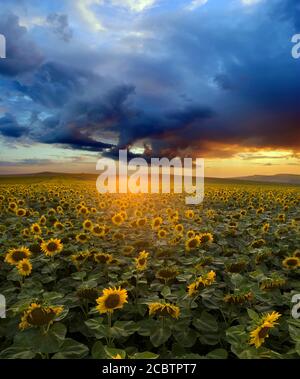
[185, 236, 200, 252]
[157, 228, 167, 239]
[134, 250, 149, 271]
[294, 250, 300, 258]
[53, 221, 64, 231]
[17, 259, 32, 276]
[251, 239, 265, 248]
[8, 202, 17, 211]
[148, 302, 180, 319]
[224, 291, 253, 304]
[199, 232, 214, 244]
[16, 208, 26, 217]
[156, 267, 179, 283]
[249, 311, 281, 348]
[92, 224, 106, 237]
[75, 233, 89, 243]
[40, 238, 63, 257]
[151, 216, 163, 230]
[94, 252, 113, 264]
[262, 223, 270, 233]
[260, 277, 286, 290]
[112, 354, 122, 359]
[137, 218, 147, 227]
[186, 230, 195, 238]
[187, 271, 216, 296]
[83, 219, 93, 231]
[112, 213, 124, 226]
[282, 256, 300, 269]
[185, 210, 195, 219]
[174, 224, 184, 234]
[96, 287, 128, 314]
[71, 252, 90, 266]
[19, 303, 63, 330]
[5, 247, 31, 265]
[30, 223, 42, 235]
[39, 215, 47, 225]
[22, 228, 30, 237]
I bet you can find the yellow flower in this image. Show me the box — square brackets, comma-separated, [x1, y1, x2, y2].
[17, 258, 32, 276]
[156, 267, 179, 283]
[199, 232, 214, 244]
[157, 228, 167, 239]
[40, 238, 63, 257]
[249, 311, 281, 348]
[83, 219, 93, 231]
[224, 291, 253, 304]
[16, 208, 27, 217]
[112, 354, 122, 359]
[174, 224, 184, 234]
[134, 250, 149, 271]
[282, 256, 300, 269]
[30, 223, 42, 235]
[151, 216, 163, 230]
[53, 221, 64, 231]
[137, 218, 147, 227]
[71, 252, 90, 266]
[186, 230, 195, 238]
[187, 271, 216, 296]
[5, 247, 31, 265]
[148, 302, 180, 319]
[185, 210, 194, 219]
[75, 233, 89, 243]
[112, 213, 124, 226]
[92, 224, 106, 237]
[96, 287, 128, 314]
[185, 236, 200, 252]
[94, 252, 113, 264]
[262, 223, 270, 233]
[19, 303, 63, 330]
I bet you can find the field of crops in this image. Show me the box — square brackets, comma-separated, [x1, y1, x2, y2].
[0, 175, 299, 359]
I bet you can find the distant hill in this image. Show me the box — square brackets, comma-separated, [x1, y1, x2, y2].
[235, 174, 300, 185]
[0, 172, 299, 186]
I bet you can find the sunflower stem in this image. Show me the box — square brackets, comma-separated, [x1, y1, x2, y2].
[107, 312, 113, 347]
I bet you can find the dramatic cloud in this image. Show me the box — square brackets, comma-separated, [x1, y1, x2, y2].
[0, 113, 27, 138]
[47, 13, 73, 42]
[0, 13, 43, 76]
[0, 0, 300, 164]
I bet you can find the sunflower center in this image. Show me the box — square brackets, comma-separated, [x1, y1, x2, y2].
[258, 326, 270, 339]
[27, 307, 56, 326]
[138, 258, 146, 266]
[12, 251, 27, 261]
[286, 259, 298, 266]
[22, 263, 30, 271]
[189, 239, 198, 248]
[104, 294, 121, 309]
[47, 242, 58, 252]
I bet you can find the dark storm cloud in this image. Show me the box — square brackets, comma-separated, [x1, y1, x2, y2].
[1, 2, 300, 159]
[13, 62, 99, 108]
[0, 13, 43, 76]
[0, 113, 27, 137]
[47, 13, 73, 42]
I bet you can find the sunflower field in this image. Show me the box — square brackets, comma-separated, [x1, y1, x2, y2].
[0, 175, 300, 359]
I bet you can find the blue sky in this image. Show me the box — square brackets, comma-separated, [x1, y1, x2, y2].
[0, 0, 300, 176]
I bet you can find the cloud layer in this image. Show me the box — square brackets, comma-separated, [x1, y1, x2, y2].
[0, 0, 300, 162]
